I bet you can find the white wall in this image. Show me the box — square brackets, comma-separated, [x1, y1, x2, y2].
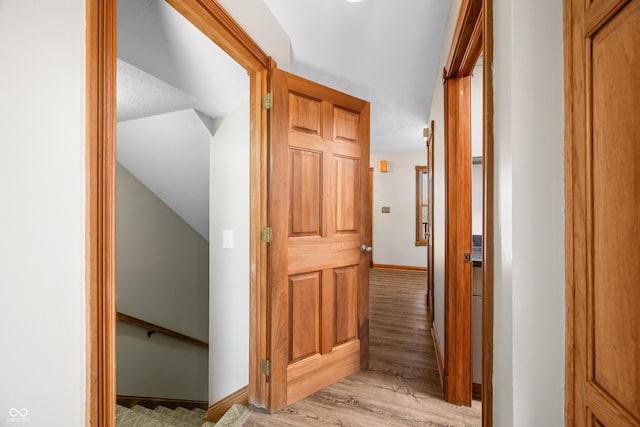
[427, 2, 564, 424]
[471, 62, 483, 235]
[116, 163, 209, 400]
[0, 1, 86, 425]
[209, 101, 250, 403]
[370, 152, 428, 268]
[471, 62, 484, 159]
[472, 163, 483, 236]
[217, 0, 291, 71]
[426, 0, 463, 353]
[493, 0, 565, 425]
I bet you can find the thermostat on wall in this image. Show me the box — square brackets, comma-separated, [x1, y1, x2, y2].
[381, 207, 391, 213]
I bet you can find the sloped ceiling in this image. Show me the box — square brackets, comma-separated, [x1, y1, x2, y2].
[118, 109, 212, 239]
[262, 0, 452, 152]
[116, 0, 248, 240]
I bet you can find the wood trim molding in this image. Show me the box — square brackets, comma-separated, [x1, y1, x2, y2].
[248, 69, 271, 410]
[87, 0, 272, 424]
[442, 0, 493, 420]
[369, 167, 374, 268]
[482, 0, 495, 425]
[117, 395, 208, 410]
[206, 386, 249, 422]
[461, 8, 484, 76]
[372, 264, 427, 272]
[431, 321, 445, 395]
[563, 1, 575, 425]
[117, 312, 209, 348]
[165, 0, 272, 73]
[427, 120, 435, 325]
[86, 0, 117, 426]
[445, 0, 483, 78]
[443, 76, 472, 407]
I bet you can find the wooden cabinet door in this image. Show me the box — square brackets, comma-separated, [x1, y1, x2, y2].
[566, 0, 640, 425]
[268, 69, 370, 412]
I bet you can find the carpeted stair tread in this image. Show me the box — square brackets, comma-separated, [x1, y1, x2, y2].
[117, 405, 175, 427]
[154, 406, 204, 426]
[131, 405, 193, 427]
[215, 404, 247, 427]
[172, 406, 207, 425]
[116, 402, 248, 427]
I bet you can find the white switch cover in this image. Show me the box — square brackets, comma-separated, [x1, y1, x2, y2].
[222, 230, 234, 249]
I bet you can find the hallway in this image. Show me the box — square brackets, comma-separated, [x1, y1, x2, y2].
[243, 269, 481, 426]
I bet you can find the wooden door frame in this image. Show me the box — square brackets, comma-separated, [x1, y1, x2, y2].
[369, 167, 373, 268]
[443, 75, 473, 406]
[86, 0, 273, 424]
[426, 120, 435, 324]
[442, 0, 494, 424]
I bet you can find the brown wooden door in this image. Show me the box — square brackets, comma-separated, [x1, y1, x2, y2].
[268, 68, 371, 412]
[566, 0, 640, 425]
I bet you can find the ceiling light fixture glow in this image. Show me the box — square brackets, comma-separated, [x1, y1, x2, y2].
[345, 0, 364, 3]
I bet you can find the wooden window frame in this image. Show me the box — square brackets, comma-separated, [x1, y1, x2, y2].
[415, 165, 429, 246]
[86, 0, 273, 425]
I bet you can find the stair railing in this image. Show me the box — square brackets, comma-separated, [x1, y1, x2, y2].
[117, 312, 209, 349]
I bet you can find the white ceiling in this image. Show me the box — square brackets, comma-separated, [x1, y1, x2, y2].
[262, 0, 451, 152]
[117, 0, 248, 119]
[118, 109, 212, 239]
[116, 0, 452, 239]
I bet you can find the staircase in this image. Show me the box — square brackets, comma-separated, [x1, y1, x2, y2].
[116, 403, 247, 427]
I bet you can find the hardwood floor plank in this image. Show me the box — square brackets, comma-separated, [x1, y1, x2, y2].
[244, 269, 481, 426]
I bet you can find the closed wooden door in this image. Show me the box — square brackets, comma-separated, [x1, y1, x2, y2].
[566, 0, 640, 425]
[268, 69, 371, 412]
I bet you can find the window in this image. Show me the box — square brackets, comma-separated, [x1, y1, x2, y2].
[415, 165, 428, 246]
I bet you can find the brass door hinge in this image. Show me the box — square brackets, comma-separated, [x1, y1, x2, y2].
[261, 359, 271, 377]
[262, 92, 272, 110]
[261, 226, 272, 243]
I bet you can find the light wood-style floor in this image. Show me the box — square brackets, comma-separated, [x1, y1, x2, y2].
[243, 269, 481, 426]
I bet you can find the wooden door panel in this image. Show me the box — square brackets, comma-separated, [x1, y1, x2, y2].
[567, 0, 640, 425]
[334, 266, 359, 345]
[443, 77, 472, 406]
[591, 1, 640, 422]
[288, 235, 361, 275]
[289, 149, 322, 237]
[269, 69, 370, 411]
[289, 93, 322, 136]
[334, 156, 360, 234]
[286, 339, 360, 405]
[333, 107, 359, 143]
[289, 272, 321, 362]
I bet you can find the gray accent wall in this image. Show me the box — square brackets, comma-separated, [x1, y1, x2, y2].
[116, 163, 209, 401]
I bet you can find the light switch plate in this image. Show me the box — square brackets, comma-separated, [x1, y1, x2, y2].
[222, 230, 234, 249]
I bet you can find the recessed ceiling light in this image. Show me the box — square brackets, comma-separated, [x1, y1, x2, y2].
[345, 0, 364, 3]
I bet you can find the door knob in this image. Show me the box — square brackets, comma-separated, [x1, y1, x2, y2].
[360, 244, 373, 253]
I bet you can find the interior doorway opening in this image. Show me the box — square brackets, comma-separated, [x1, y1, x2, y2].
[440, 1, 494, 427]
[113, 0, 251, 419]
[86, 0, 271, 423]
